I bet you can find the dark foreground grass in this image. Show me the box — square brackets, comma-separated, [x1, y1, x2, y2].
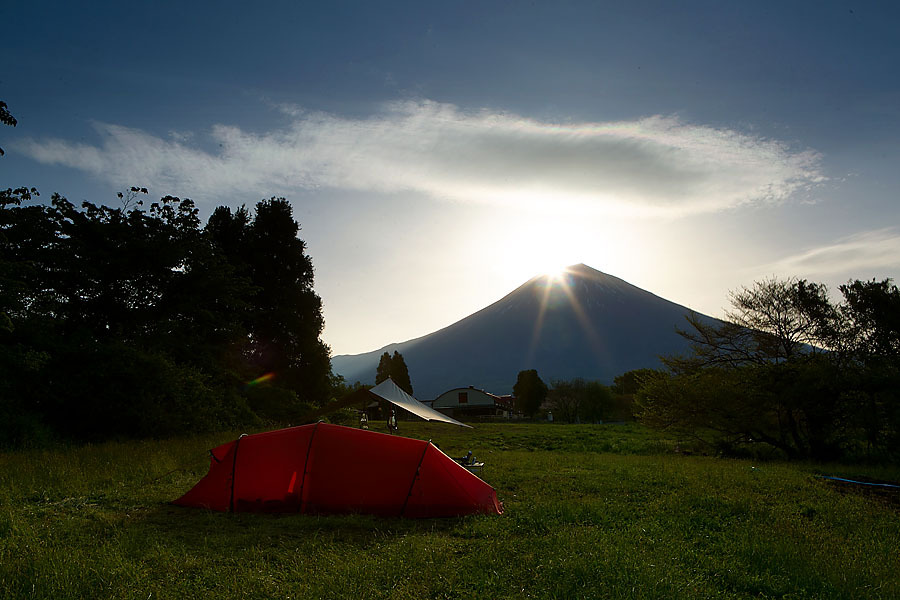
[2, 422, 898, 599]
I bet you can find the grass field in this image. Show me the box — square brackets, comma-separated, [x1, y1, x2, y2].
[2, 422, 899, 599]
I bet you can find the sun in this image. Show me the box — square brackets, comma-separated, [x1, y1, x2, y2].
[480, 210, 600, 284]
[543, 264, 569, 282]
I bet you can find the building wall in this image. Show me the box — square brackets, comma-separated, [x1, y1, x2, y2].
[433, 387, 496, 409]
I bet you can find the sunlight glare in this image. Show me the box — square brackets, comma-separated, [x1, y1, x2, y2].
[543, 264, 569, 282]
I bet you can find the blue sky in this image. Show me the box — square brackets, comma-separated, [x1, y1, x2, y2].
[4, 1, 899, 355]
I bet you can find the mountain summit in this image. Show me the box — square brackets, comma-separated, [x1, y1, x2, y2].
[332, 264, 717, 399]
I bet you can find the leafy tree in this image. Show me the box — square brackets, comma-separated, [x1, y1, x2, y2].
[837, 279, 900, 359]
[0, 100, 16, 156]
[244, 199, 329, 403]
[0, 192, 251, 442]
[373, 350, 414, 395]
[548, 378, 612, 423]
[0, 191, 332, 445]
[375, 352, 392, 385]
[390, 351, 413, 395]
[612, 369, 658, 396]
[205, 198, 331, 418]
[833, 279, 900, 455]
[637, 276, 900, 461]
[513, 369, 548, 418]
[669, 278, 832, 373]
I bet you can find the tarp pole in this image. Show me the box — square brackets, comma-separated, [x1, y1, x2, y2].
[229, 433, 248, 513]
[297, 422, 321, 514]
[400, 441, 431, 517]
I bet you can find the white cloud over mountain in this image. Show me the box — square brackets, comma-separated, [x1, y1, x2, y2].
[18, 100, 825, 217]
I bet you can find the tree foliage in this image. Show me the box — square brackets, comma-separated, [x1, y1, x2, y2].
[0, 192, 332, 446]
[513, 369, 548, 418]
[547, 378, 612, 423]
[374, 350, 413, 395]
[0, 100, 16, 156]
[636, 277, 900, 461]
[376, 352, 392, 385]
[206, 198, 331, 409]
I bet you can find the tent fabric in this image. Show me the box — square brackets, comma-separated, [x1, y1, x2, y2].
[173, 423, 503, 517]
[368, 379, 471, 428]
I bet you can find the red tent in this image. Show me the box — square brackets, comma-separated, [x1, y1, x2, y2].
[173, 423, 503, 517]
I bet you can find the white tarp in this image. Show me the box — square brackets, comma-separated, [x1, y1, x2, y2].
[369, 379, 472, 428]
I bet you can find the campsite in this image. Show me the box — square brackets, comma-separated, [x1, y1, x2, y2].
[2, 420, 899, 599]
[5, 3, 900, 599]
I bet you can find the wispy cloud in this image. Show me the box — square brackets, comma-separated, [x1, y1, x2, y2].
[765, 228, 900, 278]
[16, 100, 824, 217]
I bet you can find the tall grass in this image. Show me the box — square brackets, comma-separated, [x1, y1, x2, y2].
[1, 423, 898, 599]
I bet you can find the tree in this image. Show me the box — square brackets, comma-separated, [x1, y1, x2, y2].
[390, 351, 413, 395]
[373, 350, 413, 395]
[0, 100, 16, 156]
[0, 192, 259, 443]
[0, 191, 333, 445]
[837, 279, 900, 359]
[375, 352, 392, 385]
[205, 198, 331, 415]
[834, 279, 900, 455]
[548, 378, 612, 423]
[513, 369, 548, 418]
[637, 276, 900, 461]
[668, 278, 832, 373]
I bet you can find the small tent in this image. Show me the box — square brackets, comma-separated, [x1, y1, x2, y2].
[173, 423, 503, 517]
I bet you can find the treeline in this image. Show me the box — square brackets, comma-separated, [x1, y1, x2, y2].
[513, 369, 638, 423]
[0, 187, 333, 446]
[637, 278, 900, 462]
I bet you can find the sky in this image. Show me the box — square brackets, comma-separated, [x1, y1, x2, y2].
[3, 0, 899, 356]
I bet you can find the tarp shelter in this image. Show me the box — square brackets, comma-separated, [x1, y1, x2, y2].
[303, 378, 471, 428]
[368, 379, 470, 427]
[173, 423, 503, 517]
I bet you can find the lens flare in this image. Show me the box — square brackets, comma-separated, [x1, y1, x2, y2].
[246, 372, 275, 387]
[525, 266, 606, 366]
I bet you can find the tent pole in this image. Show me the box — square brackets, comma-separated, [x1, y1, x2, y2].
[400, 441, 431, 517]
[297, 422, 321, 514]
[229, 433, 248, 513]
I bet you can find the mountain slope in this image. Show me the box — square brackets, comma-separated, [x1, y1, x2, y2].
[331, 264, 718, 399]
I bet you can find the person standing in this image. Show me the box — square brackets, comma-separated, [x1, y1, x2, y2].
[388, 409, 398, 434]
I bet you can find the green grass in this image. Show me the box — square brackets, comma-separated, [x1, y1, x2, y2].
[1, 422, 898, 599]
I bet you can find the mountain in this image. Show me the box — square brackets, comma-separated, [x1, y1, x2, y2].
[331, 264, 719, 400]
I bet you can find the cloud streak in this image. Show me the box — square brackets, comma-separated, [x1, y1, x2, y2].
[766, 228, 900, 278]
[17, 100, 824, 217]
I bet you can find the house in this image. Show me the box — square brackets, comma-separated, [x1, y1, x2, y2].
[431, 386, 517, 419]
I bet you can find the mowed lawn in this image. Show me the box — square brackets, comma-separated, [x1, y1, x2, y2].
[1, 422, 898, 599]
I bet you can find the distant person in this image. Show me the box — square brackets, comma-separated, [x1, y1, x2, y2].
[388, 409, 398, 434]
[359, 412, 368, 429]
[547, 411, 553, 423]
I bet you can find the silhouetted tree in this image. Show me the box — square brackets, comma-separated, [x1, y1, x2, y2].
[637, 276, 900, 461]
[243, 198, 330, 407]
[0, 192, 259, 442]
[204, 198, 331, 418]
[375, 352, 392, 385]
[513, 369, 548, 418]
[0, 100, 16, 156]
[0, 191, 332, 445]
[613, 369, 659, 396]
[549, 378, 612, 423]
[390, 351, 413, 395]
[373, 350, 414, 395]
